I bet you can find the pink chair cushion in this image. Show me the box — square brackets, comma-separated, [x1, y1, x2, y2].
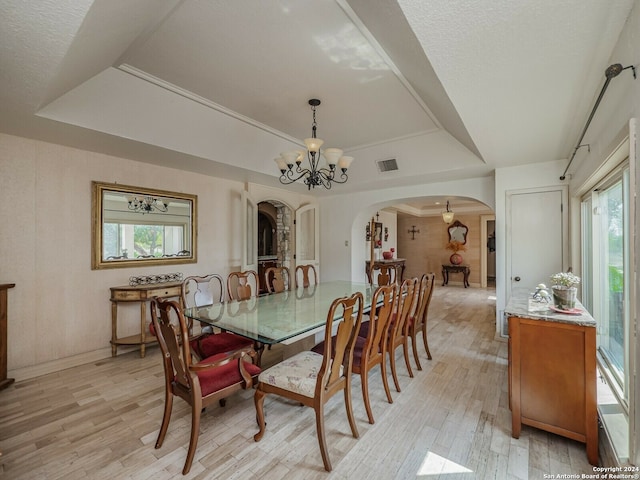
[195, 358, 261, 397]
[190, 332, 253, 359]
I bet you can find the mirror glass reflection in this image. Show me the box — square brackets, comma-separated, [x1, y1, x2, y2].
[92, 182, 197, 269]
[447, 220, 468, 244]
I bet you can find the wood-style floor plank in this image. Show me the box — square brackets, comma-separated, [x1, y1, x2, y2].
[0, 285, 599, 479]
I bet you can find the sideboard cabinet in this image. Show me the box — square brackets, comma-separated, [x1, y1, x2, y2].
[506, 292, 597, 465]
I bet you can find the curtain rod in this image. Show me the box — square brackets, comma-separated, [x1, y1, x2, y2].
[559, 63, 636, 181]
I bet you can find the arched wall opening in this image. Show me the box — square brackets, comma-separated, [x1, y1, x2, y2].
[317, 176, 495, 284]
[351, 196, 494, 287]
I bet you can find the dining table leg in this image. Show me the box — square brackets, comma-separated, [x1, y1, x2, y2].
[254, 341, 265, 367]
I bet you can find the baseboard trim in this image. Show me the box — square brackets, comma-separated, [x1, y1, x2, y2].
[8, 347, 126, 383]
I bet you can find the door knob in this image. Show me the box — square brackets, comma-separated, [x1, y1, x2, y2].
[514, 276, 521, 282]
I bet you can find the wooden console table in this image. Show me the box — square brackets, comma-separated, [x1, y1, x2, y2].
[506, 292, 597, 465]
[110, 282, 183, 357]
[365, 258, 405, 284]
[442, 264, 470, 288]
[0, 283, 15, 391]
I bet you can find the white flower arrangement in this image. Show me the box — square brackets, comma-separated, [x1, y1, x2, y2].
[550, 272, 581, 288]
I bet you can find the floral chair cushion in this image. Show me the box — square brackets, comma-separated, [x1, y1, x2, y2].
[258, 350, 341, 398]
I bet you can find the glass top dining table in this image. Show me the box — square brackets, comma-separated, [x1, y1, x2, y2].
[184, 281, 376, 346]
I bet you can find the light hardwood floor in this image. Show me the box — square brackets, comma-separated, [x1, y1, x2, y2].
[0, 286, 599, 479]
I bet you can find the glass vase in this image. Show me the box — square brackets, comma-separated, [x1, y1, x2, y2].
[552, 286, 577, 310]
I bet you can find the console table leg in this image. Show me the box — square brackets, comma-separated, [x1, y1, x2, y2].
[111, 301, 118, 357]
[140, 302, 147, 358]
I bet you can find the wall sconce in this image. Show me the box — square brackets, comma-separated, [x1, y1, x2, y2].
[408, 225, 420, 240]
[365, 223, 371, 241]
[384, 227, 389, 242]
[442, 201, 454, 224]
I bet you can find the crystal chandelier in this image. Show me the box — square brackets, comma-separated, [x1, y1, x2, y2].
[127, 195, 168, 214]
[274, 99, 353, 190]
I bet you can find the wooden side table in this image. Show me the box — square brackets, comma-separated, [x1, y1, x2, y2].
[0, 283, 15, 391]
[110, 282, 183, 357]
[442, 264, 470, 288]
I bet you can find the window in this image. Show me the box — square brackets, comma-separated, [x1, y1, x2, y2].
[103, 223, 186, 259]
[581, 158, 632, 463]
[582, 163, 630, 402]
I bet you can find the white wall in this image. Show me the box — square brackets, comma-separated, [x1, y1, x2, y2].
[317, 176, 495, 282]
[561, 0, 640, 465]
[0, 131, 493, 379]
[0, 132, 261, 378]
[494, 159, 570, 334]
[6, 0, 636, 381]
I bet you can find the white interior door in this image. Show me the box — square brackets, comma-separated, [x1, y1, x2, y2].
[295, 204, 319, 277]
[505, 188, 567, 334]
[242, 190, 258, 272]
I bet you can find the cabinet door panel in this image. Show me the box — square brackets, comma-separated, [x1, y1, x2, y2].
[520, 322, 586, 435]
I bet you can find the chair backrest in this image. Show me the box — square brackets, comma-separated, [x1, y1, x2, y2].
[150, 297, 194, 393]
[414, 273, 436, 325]
[227, 270, 259, 301]
[316, 292, 364, 395]
[369, 264, 398, 286]
[265, 266, 291, 294]
[363, 283, 397, 360]
[419, 272, 436, 324]
[182, 274, 225, 309]
[295, 264, 318, 288]
[390, 277, 419, 343]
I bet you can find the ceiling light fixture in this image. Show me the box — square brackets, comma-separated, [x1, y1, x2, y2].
[127, 195, 168, 214]
[274, 99, 353, 190]
[442, 201, 454, 224]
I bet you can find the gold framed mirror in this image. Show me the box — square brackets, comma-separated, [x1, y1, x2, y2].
[92, 181, 197, 269]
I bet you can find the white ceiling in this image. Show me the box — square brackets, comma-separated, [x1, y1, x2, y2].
[0, 0, 635, 201]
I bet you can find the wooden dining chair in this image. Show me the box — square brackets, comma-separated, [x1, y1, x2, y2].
[388, 277, 420, 392]
[253, 292, 364, 472]
[150, 297, 261, 475]
[182, 274, 254, 361]
[312, 283, 397, 424]
[294, 264, 318, 288]
[407, 273, 436, 370]
[264, 266, 291, 293]
[227, 270, 259, 301]
[368, 263, 399, 286]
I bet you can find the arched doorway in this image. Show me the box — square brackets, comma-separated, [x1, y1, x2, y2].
[257, 200, 293, 293]
[354, 196, 495, 288]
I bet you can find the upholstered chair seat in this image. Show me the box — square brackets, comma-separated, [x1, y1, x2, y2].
[253, 292, 364, 472]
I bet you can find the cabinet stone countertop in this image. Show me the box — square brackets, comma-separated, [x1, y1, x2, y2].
[504, 288, 596, 327]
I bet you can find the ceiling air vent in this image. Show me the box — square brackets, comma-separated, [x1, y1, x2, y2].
[376, 158, 398, 173]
